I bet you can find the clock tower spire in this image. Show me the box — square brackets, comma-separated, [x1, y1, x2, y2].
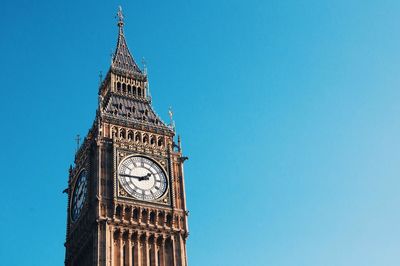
[64, 7, 189, 266]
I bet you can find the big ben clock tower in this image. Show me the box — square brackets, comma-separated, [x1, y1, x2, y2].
[64, 7, 189, 266]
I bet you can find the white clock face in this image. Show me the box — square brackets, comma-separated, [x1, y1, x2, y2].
[71, 169, 88, 222]
[118, 156, 167, 201]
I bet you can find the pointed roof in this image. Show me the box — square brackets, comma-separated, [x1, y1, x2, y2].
[111, 7, 143, 76]
[103, 94, 172, 132]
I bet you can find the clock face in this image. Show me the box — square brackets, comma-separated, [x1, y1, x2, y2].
[118, 156, 167, 201]
[71, 169, 88, 222]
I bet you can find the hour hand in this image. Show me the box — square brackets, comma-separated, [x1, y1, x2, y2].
[139, 173, 152, 181]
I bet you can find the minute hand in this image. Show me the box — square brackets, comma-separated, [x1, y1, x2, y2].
[120, 173, 144, 179]
[120, 173, 151, 181]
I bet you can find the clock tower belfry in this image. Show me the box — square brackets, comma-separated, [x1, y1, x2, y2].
[64, 7, 189, 266]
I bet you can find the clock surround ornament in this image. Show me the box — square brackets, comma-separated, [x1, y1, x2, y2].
[118, 155, 168, 201]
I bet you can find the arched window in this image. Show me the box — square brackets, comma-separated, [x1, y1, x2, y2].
[138, 88, 142, 97]
[133, 86, 137, 95]
[122, 83, 126, 93]
[158, 137, 163, 147]
[112, 127, 117, 137]
[117, 82, 121, 91]
[141, 209, 148, 224]
[128, 84, 131, 93]
[135, 132, 141, 142]
[116, 205, 122, 219]
[127, 131, 133, 140]
[150, 212, 156, 224]
[120, 129, 126, 139]
[150, 136, 156, 146]
[143, 135, 149, 144]
[124, 206, 131, 221]
[158, 212, 164, 226]
[166, 214, 172, 227]
[132, 208, 139, 221]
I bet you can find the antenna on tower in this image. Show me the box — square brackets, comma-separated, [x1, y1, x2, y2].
[75, 134, 81, 153]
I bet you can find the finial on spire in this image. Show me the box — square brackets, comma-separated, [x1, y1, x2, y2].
[99, 71, 103, 86]
[168, 107, 176, 130]
[178, 135, 182, 152]
[142, 57, 147, 75]
[75, 134, 81, 153]
[117, 6, 124, 28]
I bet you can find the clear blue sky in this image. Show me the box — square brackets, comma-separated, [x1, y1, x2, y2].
[1, 0, 400, 265]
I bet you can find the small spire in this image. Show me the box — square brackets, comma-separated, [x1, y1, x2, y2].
[111, 6, 142, 75]
[178, 135, 182, 152]
[168, 107, 176, 130]
[75, 134, 81, 153]
[142, 57, 147, 75]
[99, 71, 103, 86]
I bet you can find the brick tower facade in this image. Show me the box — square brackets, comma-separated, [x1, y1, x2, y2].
[64, 7, 189, 266]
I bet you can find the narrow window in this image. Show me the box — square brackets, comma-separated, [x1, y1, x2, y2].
[132, 245, 135, 266]
[133, 208, 139, 221]
[158, 138, 163, 147]
[116, 205, 122, 219]
[166, 215, 172, 227]
[157, 249, 161, 266]
[123, 244, 127, 266]
[149, 247, 153, 266]
[117, 82, 121, 91]
[128, 131, 133, 140]
[120, 129, 126, 139]
[150, 212, 156, 224]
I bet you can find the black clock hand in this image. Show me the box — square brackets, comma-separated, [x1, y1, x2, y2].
[138, 173, 152, 181]
[121, 173, 152, 181]
[120, 173, 145, 179]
